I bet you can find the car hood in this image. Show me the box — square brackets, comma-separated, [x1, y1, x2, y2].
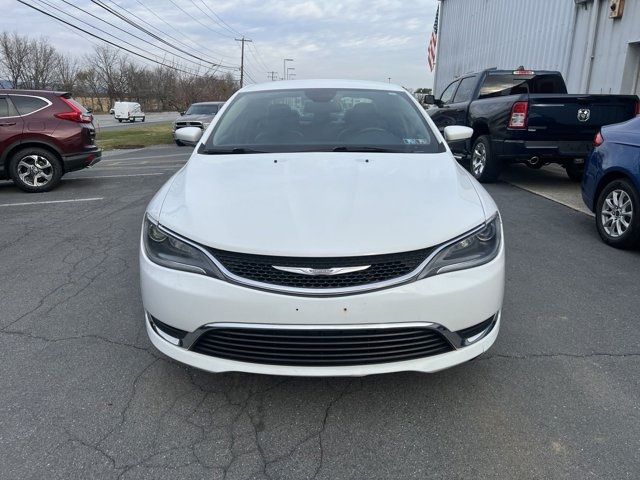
[175, 114, 214, 123]
[156, 152, 488, 257]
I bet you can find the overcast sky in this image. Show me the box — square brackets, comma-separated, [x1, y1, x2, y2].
[5, 0, 438, 89]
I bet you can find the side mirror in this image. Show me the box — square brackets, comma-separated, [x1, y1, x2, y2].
[174, 126, 203, 146]
[444, 126, 474, 143]
[422, 94, 436, 105]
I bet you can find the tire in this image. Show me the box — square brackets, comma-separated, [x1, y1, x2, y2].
[117, 119, 122, 123]
[595, 178, 640, 249]
[470, 135, 501, 183]
[142, 116, 146, 122]
[175, 140, 185, 147]
[565, 163, 585, 183]
[9, 147, 63, 193]
[129, 117, 135, 123]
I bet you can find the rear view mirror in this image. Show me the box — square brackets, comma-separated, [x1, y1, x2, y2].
[174, 126, 203, 146]
[444, 126, 474, 143]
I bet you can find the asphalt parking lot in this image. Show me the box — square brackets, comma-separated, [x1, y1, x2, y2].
[1, 147, 639, 479]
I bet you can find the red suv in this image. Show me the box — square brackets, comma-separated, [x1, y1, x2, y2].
[0, 90, 101, 192]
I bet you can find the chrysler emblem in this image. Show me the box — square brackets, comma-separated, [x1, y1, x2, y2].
[577, 108, 591, 122]
[273, 265, 371, 276]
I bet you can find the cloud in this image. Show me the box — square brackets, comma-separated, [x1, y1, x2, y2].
[8, 0, 439, 88]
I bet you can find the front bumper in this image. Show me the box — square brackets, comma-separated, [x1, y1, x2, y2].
[140, 240, 505, 376]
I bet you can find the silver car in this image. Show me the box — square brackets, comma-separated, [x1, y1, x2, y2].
[173, 102, 225, 146]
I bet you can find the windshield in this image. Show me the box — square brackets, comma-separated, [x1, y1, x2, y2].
[203, 88, 442, 153]
[186, 104, 220, 115]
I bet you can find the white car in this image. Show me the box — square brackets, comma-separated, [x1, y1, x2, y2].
[140, 80, 505, 377]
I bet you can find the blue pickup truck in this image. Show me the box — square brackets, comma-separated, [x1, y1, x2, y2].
[426, 68, 639, 183]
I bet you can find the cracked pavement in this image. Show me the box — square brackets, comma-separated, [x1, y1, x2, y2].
[1, 147, 639, 479]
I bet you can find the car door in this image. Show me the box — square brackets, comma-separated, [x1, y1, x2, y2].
[0, 95, 24, 174]
[428, 79, 460, 133]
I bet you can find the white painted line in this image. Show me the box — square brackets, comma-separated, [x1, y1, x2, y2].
[0, 197, 104, 208]
[65, 173, 165, 180]
[96, 164, 184, 170]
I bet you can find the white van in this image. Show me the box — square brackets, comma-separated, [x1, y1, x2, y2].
[113, 102, 146, 123]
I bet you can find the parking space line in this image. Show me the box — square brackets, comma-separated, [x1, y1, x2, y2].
[0, 197, 104, 208]
[105, 153, 188, 163]
[65, 173, 166, 180]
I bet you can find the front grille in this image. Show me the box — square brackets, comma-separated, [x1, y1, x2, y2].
[208, 247, 433, 290]
[190, 326, 454, 366]
[175, 121, 203, 129]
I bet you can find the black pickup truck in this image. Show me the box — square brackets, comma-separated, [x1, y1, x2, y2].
[426, 69, 639, 182]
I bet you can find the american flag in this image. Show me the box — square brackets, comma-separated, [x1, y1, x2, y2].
[427, 5, 439, 72]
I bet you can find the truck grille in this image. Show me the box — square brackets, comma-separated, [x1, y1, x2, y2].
[190, 326, 454, 366]
[175, 121, 203, 129]
[208, 247, 433, 290]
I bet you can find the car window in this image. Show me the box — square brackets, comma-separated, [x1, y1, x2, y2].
[205, 88, 443, 154]
[453, 76, 477, 103]
[478, 73, 567, 99]
[439, 80, 459, 105]
[11, 95, 49, 115]
[186, 104, 220, 115]
[0, 98, 9, 117]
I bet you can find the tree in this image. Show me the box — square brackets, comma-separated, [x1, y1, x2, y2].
[0, 32, 30, 88]
[23, 38, 58, 89]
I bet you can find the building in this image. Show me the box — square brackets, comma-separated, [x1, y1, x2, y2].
[433, 0, 640, 97]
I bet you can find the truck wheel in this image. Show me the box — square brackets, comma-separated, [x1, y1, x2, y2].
[117, 119, 122, 123]
[142, 116, 146, 122]
[9, 147, 63, 193]
[596, 178, 640, 249]
[565, 163, 584, 183]
[175, 140, 185, 147]
[470, 135, 501, 183]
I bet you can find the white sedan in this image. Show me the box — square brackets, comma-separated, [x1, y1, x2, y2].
[140, 80, 505, 376]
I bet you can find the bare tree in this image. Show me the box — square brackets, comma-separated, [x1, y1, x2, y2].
[23, 38, 58, 89]
[0, 32, 30, 87]
[55, 53, 80, 92]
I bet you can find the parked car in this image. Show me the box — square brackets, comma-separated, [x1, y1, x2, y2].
[0, 89, 101, 192]
[113, 101, 145, 123]
[426, 68, 639, 183]
[582, 116, 640, 249]
[173, 101, 224, 146]
[141, 80, 505, 376]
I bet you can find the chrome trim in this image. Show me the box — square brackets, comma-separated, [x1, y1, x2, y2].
[272, 265, 371, 276]
[147, 314, 499, 352]
[151, 219, 494, 297]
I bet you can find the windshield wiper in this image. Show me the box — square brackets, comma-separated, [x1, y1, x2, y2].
[201, 147, 266, 154]
[332, 146, 397, 153]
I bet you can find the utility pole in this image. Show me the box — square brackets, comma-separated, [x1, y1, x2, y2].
[235, 37, 253, 88]
[283, 58, 293, 81]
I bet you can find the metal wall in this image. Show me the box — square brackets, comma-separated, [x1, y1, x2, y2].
[434, 0, 640, 96]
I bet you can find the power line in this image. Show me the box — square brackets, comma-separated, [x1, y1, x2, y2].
[107, 0, 235, 62]
[187, 0, 236, 39]
[89, 0, 236, 69]
[51, 0, 211, 73]
[17, 0, 207, 76]
[166, 0, 236, 40]
[199, 0, 244, 37]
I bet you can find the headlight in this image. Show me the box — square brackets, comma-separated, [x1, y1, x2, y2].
[418, 215, 502, 279]
[142, 216, 223, 278]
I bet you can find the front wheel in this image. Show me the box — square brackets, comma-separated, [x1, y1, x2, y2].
[470, 135, 501, 183]
[117, 118, 122, 123]
[9, 147, 63, 192]
[596, 178, 640, 249]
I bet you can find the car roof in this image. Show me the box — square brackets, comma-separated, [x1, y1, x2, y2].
[191, 101, 225, 105]
[0, 89, 66, 96]
[240, 79, 406, 93]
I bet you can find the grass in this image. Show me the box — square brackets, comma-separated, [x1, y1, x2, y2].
[97, 122, 174, 151]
